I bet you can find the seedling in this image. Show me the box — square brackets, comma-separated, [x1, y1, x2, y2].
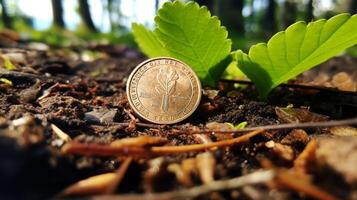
[0, 78, 12, 86]
[132, 1, 231, 87]
[133, 0, 357, 97]
[236, 14, 357, 97]
[0, 55, 17, 70]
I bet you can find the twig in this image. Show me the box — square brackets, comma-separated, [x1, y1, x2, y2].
[220, 79, 356, 94]
[62, 142, 148, 157]
[90, 170, 275, 200]
[108, 118, 357, 135]
[123, 108, 136, 121]
[62, 130, 264, 157]
[110, 122, 163, 129]
[151, 129, 264, 154]
[188, 117, 357, 134]
[0, 68, 42, 80]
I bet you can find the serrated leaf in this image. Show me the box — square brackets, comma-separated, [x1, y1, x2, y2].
[154, 1, 232, 86]
[236, 13, 357, 97]
[131, 23, 169, 57]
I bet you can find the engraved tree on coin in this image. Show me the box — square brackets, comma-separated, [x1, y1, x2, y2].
[155, 67, 179, 112]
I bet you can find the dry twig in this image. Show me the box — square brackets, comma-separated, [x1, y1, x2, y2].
[62, 130, 264, 156]
[190, 118, 357, 134]
[151, 129, 264, 154]
[109, 118, 357, 134]
[293, 140, 318, 175]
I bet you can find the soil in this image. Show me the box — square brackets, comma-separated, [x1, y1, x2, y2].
[0, 40, 357, 200]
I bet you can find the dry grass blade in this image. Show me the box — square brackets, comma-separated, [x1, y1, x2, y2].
[293, 140, 317, 175]
[91, 170, 275, 200]
[51, 123, 71, 142]
[62, 142, 148, 156]
[151, 129, 264, 154]
[62, 136, 167, 156]
[60, 173, 117, 197]
[105, 157, 133, 194]
[196, 152, 215, 184]
[110, 136, 167, 148]
[60, 157, 133, 196]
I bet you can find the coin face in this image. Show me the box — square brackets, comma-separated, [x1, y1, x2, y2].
[126, 57, 202, 124]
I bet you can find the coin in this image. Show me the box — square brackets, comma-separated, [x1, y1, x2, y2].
[126, 57, 202, 124]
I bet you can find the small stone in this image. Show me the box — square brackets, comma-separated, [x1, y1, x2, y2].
[331, 72, 356, 92]
[330, 126, 357, 137]
[316, 137, 357, 186]
[281, 129, 310, 146]
[202, 89, 219, 100]
[84, 108, 118, 124]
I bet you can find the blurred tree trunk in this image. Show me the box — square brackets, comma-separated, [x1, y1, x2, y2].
[282, 0, 297, 28]
[262, 0, 277, 34]
[0, 0, 12, 29]
[350, 0, 357, 14]
[219, 0, 245, 34]
[195, 0, 215, 14]
[305, 0, 313, 22]
[155, 0, 159, 13]
[107, 0, 114, 31]
[78, 0, 98, 32]
[51, 0, 65, 28]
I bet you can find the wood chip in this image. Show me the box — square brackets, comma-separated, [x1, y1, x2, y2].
[275, 107, 328, 123]
[329, 126, 357, 137]
[293, 140, 317, 175]
[61, 173, 118, 196]
[196, 152, 216, 184]
[61, 157, 132, 196]
[51, 123, 72, 142]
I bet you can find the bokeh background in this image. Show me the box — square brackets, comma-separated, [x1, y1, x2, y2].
[0, 0, 356, 51]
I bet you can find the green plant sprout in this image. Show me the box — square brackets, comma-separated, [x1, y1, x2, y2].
[226, 121, 248, 129]
[0, 78, 12, 86]
[0, 55, 17, 70]
[132, 0, 357, 97]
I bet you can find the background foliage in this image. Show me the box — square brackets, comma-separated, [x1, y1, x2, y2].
[0, 0, 356, 51]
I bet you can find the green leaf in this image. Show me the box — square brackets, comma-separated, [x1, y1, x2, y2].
[225, 121, 248, 129]
[0, 55, 16, 70]
[0, 78, 13, 86]
[131, 23, 169, 57]
[236, 13, 357, 97]
[154, 1, 232, 86]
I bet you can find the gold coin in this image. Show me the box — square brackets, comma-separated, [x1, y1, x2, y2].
[126, 57, 202, 124]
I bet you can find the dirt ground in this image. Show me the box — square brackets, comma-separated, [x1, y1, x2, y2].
[0, 40, 357, 200]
